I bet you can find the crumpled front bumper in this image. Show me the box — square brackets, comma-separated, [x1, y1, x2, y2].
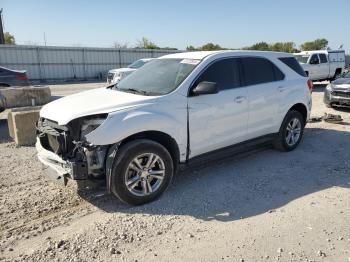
[36, 137, 71, 185]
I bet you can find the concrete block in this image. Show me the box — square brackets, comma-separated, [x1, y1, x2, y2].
[7, 106, 42, 146]
[0, 86, 51, 108]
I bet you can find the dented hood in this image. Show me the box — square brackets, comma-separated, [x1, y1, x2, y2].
[40, 87, 156, 125]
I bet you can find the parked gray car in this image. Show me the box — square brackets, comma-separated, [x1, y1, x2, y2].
[0, 66, 29, 87]
[324, 71, 350, 108]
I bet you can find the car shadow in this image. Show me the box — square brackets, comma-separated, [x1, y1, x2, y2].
[312, 83, 327, 93]
[0, 119, 12, 143]
[76, 127, 350, 222]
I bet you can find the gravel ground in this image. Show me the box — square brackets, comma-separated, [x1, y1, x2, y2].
[0, 83, 350, 262]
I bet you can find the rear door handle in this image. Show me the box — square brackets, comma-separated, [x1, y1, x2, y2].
[234, 96, 246, 103]
[278, 86, 286, 92]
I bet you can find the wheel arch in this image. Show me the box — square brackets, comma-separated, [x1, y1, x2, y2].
[289, 103, 308, 124]
[105, 130, 180, 194]
[119, 130, 180, 170]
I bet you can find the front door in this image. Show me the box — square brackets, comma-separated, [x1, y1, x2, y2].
[188, 58, 248, 158]
[308, 54, 322, 80]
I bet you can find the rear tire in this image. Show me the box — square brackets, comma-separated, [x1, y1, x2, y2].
[273, 110, 305, 152]
[110, 139, 174, 205]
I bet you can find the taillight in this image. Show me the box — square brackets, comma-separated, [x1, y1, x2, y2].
[307, 79, 313, 92]
[16, 74, 28, 81]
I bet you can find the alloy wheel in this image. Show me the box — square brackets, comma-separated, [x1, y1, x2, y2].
[124, 153, 165, 197]
[285, 118, 301, 146]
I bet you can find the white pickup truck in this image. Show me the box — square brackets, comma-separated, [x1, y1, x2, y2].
[294, 50, 345, 81]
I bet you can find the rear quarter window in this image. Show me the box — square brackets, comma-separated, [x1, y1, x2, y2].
[241, 57, 284, 86]
[278, 57, 307, 77]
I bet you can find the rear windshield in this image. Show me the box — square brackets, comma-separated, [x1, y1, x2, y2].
[294, 55, 309, 64]
[279, 57, 307, 77]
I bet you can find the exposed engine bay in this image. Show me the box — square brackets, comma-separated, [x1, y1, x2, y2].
[36, 115, 108, 180]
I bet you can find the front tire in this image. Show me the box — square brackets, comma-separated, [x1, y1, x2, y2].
[273, 110, 305, 152]
[110, 139, 174, 205]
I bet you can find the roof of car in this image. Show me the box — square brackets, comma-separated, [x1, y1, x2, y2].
[140, 58, 154, 62]
[160, 50, 293, 60]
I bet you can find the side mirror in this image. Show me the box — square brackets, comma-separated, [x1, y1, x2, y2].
[191, 81, 218, 96]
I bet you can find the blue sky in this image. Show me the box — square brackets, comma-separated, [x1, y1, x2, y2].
[2, 0, 349, 52]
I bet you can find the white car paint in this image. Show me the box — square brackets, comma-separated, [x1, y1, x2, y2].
[294, 50, 345, 81]
[107, 58, 153, 84]
[37, 50, 311, 176]
[40, 87, 157, 125]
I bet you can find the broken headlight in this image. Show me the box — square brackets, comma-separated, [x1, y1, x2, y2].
[80, 114, 108, 139]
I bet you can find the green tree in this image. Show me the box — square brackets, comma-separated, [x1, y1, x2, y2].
[270, 42, 297, 53]
[4, 32, 15, 44]
[186, 43, 224, 51]
[245, 41, 270, 51]
[186, 45, 197, 51]
[200, 43, 222, 51]
[136, 37, 159, 49]
[300, 38, 328, 51]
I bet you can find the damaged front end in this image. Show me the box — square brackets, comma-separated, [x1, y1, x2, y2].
[36, 114, 108, 185]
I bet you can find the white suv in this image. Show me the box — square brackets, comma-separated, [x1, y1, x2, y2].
[36, 51, 312, 205]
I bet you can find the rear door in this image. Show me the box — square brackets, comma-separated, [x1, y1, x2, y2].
[188, 58, 248, 157]
[241, 57, 285, 139]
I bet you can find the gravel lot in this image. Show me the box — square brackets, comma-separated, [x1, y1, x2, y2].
[0, 83, 350, 262]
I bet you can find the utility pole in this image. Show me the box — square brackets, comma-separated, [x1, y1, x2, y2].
[0, 9, 5, 44]
[43, 32, 47, 46]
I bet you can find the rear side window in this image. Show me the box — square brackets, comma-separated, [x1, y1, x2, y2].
[195, 58, 241, 90]
[279, 57, 307, 77]
[241, 57, 284, 86]
[319, 54, 328, 63]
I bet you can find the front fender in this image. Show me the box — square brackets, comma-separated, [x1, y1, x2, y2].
[85, 107, 187, 158]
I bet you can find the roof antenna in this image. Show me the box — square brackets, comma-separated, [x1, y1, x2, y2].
[338, 44, 343, 49]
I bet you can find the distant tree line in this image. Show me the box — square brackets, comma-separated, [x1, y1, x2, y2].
[3, 32, 331, 53]
[186, 38, 329, 52]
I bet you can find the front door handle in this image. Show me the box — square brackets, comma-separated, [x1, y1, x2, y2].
[278, 86, 286, 92]
[234, 96, 246, 103]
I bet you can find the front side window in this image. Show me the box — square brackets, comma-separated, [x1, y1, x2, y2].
[309, 54, 320, 64]
[319, 54, 328, 63]
[241, 57, 284, 86]
[116, 59, 199, 95]
[194, 58, 241, 90]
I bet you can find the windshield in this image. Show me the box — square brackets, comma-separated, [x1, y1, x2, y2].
[294, 55, 309, 64]
[342, 71, 350, 78]
[128, 60, 146, 69]
[116, 58, 200, 95]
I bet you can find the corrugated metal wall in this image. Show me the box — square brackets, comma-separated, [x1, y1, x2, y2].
[0, 45, 181, 81]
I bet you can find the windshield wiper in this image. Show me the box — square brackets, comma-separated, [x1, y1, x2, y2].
[113, 85, 159, 96]
[125, 88, 148, 95]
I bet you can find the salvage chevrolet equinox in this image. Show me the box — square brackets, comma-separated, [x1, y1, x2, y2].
[36, 51, 313, 205]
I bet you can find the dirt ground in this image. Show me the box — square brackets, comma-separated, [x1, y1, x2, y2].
[0, 83, 349, 262]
